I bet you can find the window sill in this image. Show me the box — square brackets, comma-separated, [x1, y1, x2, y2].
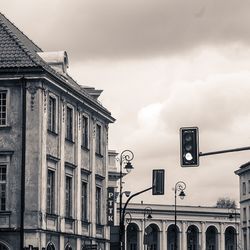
[0, 126, 11, 131]
[65, 216, 75, 222]
[96, 223, 104, 228]
[47, 129, 58, 136]
[95, 153, 103, 158]
[46, 213, 58, 219]
[81, 146, 90, 152]
[82, 219, 90, 225]
[0, 211, 11, 215]
[65, 138, 75, 144]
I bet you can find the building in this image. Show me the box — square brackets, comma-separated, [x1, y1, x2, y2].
[106, 154, 241, 250]
[124, 203, 240, 250]
[0, 13, 115, 249]
[235, 161, 250, 250]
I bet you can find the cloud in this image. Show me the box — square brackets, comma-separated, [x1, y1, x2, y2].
[3, 0, 250, 61]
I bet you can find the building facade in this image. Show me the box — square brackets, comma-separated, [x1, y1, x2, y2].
[0, 13, 115, 250]
[124, 203, 240, 250]
[235, 161, 250, 250]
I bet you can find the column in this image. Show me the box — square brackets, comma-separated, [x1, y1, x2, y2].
[181, 221, 187, 250]
[90, 117, 97, 237]
[219, 223, 225, 250]
[59, 98, 66, 233]
[201, 222, 206, 250]
[162, 221, 167, 250]
[40, 88, 48, 231]
[76, 108, 82, 238]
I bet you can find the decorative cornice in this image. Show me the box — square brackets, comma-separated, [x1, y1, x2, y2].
[95, 174, 105, 180]
[81, 168, 92, 176]
[46, 154, 60, 163]
[65, 161, 77, 169]
[27, 84, 39, 111]
[0, 150, 14, 156]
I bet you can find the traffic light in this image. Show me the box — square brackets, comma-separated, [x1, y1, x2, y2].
[180, 127, 199, 167]
[152, 169, 165, 195]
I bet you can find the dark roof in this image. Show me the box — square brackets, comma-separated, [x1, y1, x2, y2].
[0, 12, 115, 121]
[0, 15, 41, 68]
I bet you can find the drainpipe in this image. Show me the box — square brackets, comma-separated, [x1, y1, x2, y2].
[20, 77, 26, 249]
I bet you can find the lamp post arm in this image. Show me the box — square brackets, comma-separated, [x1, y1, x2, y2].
[120, 186, 154, 250]
[122, 186, 153, 225]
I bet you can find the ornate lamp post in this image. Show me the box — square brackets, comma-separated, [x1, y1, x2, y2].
[143, 207, 153, 250]
[118, 150, 134, 250]
[174, 181, 186, 250]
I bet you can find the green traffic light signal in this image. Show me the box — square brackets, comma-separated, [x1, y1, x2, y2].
[180, 127, 199, 167]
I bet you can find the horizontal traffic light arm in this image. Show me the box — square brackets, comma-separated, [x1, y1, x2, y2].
[199, 146, 250, 157]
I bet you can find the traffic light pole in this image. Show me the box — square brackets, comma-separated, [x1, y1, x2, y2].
[199, 146, 250, 157]
[120, 186, 154, 250]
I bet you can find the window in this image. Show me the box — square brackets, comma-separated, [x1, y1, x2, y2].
[46, 242, 55, 250]
[0, 243, 8, 250]
[82, 116, 89, 148]
[46, 169, 55, 214]
[248, 180, 250, 194]
[65, 175, 72, 218]
[0, 91, 7, 126]
[243, 182, 246, 195]
[48, 96, 57, 132]
[66, 106, 73, 141]
[65, 244, 72, 250]
[0, 165, 7, 211]
[96, 186, 101, 224]
[81, 182, 88, 221]
[95, 124, 102, 155]
[243, 207, 247, 222]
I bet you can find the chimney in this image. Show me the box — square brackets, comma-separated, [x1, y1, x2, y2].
[37, 51, 69, 75]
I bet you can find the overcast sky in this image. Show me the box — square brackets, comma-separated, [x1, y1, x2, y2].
[3, 0, 250, 207]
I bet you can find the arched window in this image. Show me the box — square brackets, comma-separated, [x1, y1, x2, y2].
[146, 223, 159, 250]
[46, 242, 55, 250]
[0, 242, 9, 250]
[187, 225, 199, 250]
[225, 226, 237, 250]
[65, 243, 73, 250]
[206, 226, 218, 250]
[126, 223, 139, 250]
[167, 224, 180, 250]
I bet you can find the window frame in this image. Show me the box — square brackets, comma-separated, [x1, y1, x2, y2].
[243, 182, 246, 195]
[65, 105, 74, 142]
[96, 186, 102, 225]
[95, 123, 102, 155]
[0, 164, 7, 211]
[65, 175, 73, 218]
[47, 94, 58, 133]
[65, 165, 75, 219]
[81, 181, 88, 221]
[82, 115, 89, 149]
[0, 90, 8, 127]
[46, 169, 55, 214]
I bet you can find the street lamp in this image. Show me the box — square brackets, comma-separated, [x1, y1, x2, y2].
[118, 150, 134, 250]
[174, 181, 186, 250]
[143, 207, 153, 250]
[228, 208, 237, 250]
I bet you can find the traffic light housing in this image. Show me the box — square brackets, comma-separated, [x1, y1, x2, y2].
[152, 169, 165, 195]
[180, 127, 199, 167]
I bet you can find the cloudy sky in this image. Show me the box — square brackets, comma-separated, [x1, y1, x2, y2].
[3, 0, 250, 207]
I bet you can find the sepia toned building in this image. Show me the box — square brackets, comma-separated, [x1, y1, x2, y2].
[124, 203, 240, 250]
[106, 154, 241, 250]
[235, 161, 250, 250]
[0, 13, 115, 250]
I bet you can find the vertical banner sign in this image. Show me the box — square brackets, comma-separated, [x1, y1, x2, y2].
[107, 187, 115, 226]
